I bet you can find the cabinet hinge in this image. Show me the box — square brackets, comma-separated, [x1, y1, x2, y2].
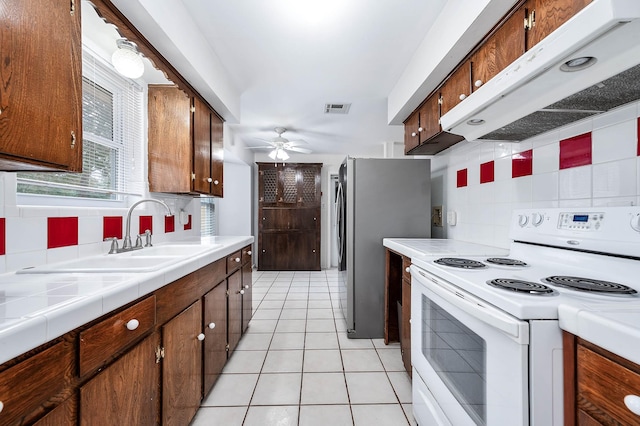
[225, 344, 230, 352]
[191, 106, 196, 113]
[71, 131, 76, 149]
[191, 173, 196, 180]
[524, 9, 535, 31]
[438, 96, 443, 105]
[226, 289, 230, 297]
[70, 0, 76, 15]
[155, 346, 165, 363]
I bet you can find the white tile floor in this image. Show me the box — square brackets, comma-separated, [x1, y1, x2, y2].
[191, 269, 416, 426]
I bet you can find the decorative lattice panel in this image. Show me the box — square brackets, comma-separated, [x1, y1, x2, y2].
[282, 168, 297, 203]
[262, 169, 277, 203]
[302, 169, 317, 203]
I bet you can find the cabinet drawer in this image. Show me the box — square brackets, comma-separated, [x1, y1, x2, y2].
[577, 344, 640, 425]
[242, 245, 252, 265]
[227, 250, 242, 273]
[79, 296, 156, 377]
[0, 340, 74, 426]
[402, 256, 411, 282]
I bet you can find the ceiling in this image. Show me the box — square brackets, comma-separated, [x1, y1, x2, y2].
[174, 0, 447, 156]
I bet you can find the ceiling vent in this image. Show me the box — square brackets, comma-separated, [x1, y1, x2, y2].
[324, 103, 351, 114]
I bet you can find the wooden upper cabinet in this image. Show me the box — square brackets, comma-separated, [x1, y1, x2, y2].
[0, 0, 82, 171]
[148, 85, 224, 196]
[403, 110, 420, 153]
[419, 94, 441, 143]
[148, 85, 192, 193]
[258, 163, 321, 208]
[440, 61, 472, 116]
[472, 5, 526, 92]
[524, 0, 592, 50]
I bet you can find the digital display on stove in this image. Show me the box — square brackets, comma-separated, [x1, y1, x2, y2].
[573, 214, 589, 222]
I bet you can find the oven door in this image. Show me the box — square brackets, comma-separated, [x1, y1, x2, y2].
[410, 265, 530, 426]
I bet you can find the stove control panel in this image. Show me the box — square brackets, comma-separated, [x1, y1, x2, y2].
[558, 212, 604, 231]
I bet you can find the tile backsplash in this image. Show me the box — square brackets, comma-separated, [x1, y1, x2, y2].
[0, 173, 200, 274]
[431, 101, 640, 248]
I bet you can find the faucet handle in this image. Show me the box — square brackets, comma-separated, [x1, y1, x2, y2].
[143, 229, 152, 247]
[135, 234, 143, 249]
[104, 237, 119, 254]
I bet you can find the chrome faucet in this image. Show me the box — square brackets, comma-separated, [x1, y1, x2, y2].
[119, 199, 172, 252]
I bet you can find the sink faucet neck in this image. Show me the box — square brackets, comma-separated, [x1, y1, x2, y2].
[122, 199, 172, 251]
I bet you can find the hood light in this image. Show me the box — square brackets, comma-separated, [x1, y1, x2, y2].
[560, 56, 597, 72]
[467, 118, 485, 125]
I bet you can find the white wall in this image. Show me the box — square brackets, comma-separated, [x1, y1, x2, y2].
[217, 157, 252, 236]
[431, 101, 640, 248]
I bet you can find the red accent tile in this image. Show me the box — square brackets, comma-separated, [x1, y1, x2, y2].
[560, 133, 592, 169]
[139, 216, 153, 235]
[480, 161, 495, 184]
[456, 169, 468, 188]
[637, 117, 640, 156]
[184, 215, 192, 231]
[103, 216, 123, 240]
[0, 218, 5, 256]
[165, 216, 175, 233]
[512, 149, 533, 178]
[47, 217, 79, 249]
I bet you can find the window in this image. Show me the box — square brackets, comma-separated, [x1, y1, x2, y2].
[17, 47, 144, 200]
[201, 197, 217, 236]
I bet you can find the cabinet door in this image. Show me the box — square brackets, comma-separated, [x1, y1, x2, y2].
[401, 278, 412, 376]
[192, 96, 212, 194]
[258, 165, 279, 207]
[80, 333, 160, 426]
[162, 300, 203, 426]
[297, 165, 322, 207]
[279, 166, 299, 206]
[418, 94, 441, 144]
[242, 256, 253, 333]
[148, 85, 192, 193]
[228, 270, 243, 355]
[33, 395, 76, 426]
[210, 113, 224, 197]
[0, 0, 82, 171]
[471, 6, 526, 92]
[440, 61, 472, 116]
[525, 0, 591, 50]
[403, 110, 420, 153]
[203, 281, 228, 396]
[289, 231, 320, 271]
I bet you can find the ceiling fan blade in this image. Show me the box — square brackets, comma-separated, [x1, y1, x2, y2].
[287, 146, 312, 154]
[285, 139, 308, 146]
[246, 146, 274, 150]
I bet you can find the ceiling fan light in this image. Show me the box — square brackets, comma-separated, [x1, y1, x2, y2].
[268, 149, 278, 160]
[279, 150, 290, 161]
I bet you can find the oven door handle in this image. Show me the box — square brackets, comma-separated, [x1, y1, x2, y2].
[412, 267, 529, 344]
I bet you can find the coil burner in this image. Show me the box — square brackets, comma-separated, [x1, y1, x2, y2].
[542, 276, 637, 295]
[434, 258, 486, 269]
[488, 279, 555, 295]
[485, 258, 528, 267]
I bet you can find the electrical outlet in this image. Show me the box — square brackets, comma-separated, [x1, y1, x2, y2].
[432, 206, 443, 227]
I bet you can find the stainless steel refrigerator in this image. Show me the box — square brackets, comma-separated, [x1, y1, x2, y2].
[336, 157, 431, 338]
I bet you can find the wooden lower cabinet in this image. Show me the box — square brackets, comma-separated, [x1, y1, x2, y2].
[34, 395, 76, 426]
[260, 231, 320, 271]
[401, 275, 412, 376]
[384, 249, 412, 375]
[203, 281, 228, 395]
[162, 300, 203, 426]
[242, 257, 253, 333]
[228, 269, 243, 355]
[79, 333, 160, 426]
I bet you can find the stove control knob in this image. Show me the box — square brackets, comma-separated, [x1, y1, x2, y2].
[631, 214, 640, 232]
[518, 214, 529, 227]
[531, 213, 544, 227]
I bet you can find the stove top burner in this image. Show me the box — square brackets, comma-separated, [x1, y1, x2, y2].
[486, 258, 528, 267]
[543, 276, 638, 295]
[488, 279, 555, 295]
[434, 258, 486, 269]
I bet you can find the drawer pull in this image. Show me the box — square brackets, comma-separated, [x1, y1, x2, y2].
[624, 395, 640, 415]
[247, 250, 252, 255]
[208, 322, 216, 329]
[235, 257, 241, 263]
[126, 319, 140, 331]
[239, 289, 245, 295]
[0, 401, 3, 414]
[405, 267, 410, 273]
[244, 284, 249, 289]
[197, 333, 205, 341]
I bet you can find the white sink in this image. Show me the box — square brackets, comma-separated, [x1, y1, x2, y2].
[129, 244, 220, 257]
[17, 255, 182, 274]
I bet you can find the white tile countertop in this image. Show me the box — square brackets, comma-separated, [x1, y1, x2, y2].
[559, 303, 640, 365]
[0, 235, 253, 365]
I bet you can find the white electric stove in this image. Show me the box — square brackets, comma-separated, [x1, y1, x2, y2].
[410, 207, 640, 426]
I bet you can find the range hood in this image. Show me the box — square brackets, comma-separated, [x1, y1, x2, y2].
[440, 0, 640, 142]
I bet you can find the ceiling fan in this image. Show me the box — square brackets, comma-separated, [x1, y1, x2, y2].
[249, 127, 312, 160]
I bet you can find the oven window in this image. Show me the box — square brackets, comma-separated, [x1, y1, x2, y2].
[422, 295, 486, 425]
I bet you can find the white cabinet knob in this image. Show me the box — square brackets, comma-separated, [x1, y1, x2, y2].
[240, 289, 245, 295]
[625, 395, 640, 415]
[411, 132, 417, 137]
[126, 319, 140, 331]
[0, 401, 3, 414]
[207, 177, 213, 183]
[197, 333, 205, 341]
[418, 127, 423, 132]
[244, 284, 249, 289]
[459, 94, 466, 100]
[208, 322, 216, 329]
[235, 257, 240, 263]
[247, 250, 252, 255]
[213, 180, 219, 185]
[475, 79, 483, 88]
[405, 267, 410, 273]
